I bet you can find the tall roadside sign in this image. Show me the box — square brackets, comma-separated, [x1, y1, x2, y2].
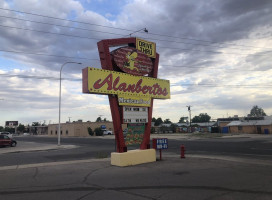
[82, 37, 170, 153]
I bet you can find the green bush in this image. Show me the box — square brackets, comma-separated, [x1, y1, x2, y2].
[151, 127, 155, 134]
[87, 127, 94, 136]
[94, 127, 103, 136]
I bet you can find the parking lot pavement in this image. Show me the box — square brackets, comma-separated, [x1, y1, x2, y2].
[0, 141, 77, 154]
[0, 154, 272, 200]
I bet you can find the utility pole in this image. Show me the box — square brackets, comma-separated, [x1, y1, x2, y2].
[68, 117, 71, 123]
[186, 105, 192, 133]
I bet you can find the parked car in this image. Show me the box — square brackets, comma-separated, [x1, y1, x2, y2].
[23, 133, 30, 136]
[103, 130, 113, 135]
[0, 135, 17, 147]
[0, 132, 13, 138]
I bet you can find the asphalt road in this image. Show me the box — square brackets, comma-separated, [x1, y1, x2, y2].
[1, 134, 272, 167]
[1, 134, 272, 200]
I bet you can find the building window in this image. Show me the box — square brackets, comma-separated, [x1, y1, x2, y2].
[51, 130, 53, 135]
[61, 130, 63, 135]
[66, 130, 68, 135]
[238, 126, 242, 131]
[55, 131, 57, 135]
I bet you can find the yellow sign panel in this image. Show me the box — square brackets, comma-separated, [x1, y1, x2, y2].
[136, 38, 156, 58]
[86, 67, 170, 101]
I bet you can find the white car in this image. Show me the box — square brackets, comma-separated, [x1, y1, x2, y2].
[23, 133, 31, 136]
[103, 130, 113, 135]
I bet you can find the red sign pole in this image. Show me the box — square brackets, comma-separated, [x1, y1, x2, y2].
[160, 149, 162, 160]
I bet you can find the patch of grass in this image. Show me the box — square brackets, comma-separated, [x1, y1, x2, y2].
[189, 132, 223, 138]
[95, 152, 108, 159]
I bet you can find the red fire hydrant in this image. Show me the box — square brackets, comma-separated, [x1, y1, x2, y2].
[181, 144, 186, 159]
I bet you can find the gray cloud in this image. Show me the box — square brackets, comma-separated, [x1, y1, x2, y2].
[0, 0, 272, 124]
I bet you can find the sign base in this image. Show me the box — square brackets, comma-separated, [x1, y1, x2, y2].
[111, 149, 156, 167]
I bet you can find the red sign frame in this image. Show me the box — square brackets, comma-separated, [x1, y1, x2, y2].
[96, 37, 159, 153]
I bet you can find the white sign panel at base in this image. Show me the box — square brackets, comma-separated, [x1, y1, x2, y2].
[123, 106, 148, 123]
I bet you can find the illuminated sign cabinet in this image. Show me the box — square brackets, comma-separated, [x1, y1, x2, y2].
[82, 37, 170, 153]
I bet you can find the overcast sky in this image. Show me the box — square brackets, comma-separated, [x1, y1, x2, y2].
[0, 0, 272, 126]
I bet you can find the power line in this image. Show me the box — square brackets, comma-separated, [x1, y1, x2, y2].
[0, 7, 134, 32]
[156, 45, 255, 56]
[0, 24, 102, 41]
[1, 15, 271, 52]
[148, 32, 272, 50]
[0, 48, 269, 72]
[0, 49, 100, 61]
[1, 74, 271, 88]
[0, 7, 270, 50]
[176, 83, 272, 88]
[0, 74, 81, 81]
[162, 64, 268, 72]
[1, 24, 268, 56]
[0, 15, 126, 37]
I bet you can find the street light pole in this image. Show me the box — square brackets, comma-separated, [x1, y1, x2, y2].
[58, 61, 82, 146]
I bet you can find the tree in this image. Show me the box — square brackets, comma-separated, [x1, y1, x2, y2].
[192, 113, 211, 123]
[96, 117, 102, 122]
[151, 127, 155, 134]
[32, 122, 40, 126]
[170, 124, 178, 133]
[155, 117, 163, 126]
[94, 127, 103, 136]
[17, 124, 25, 133]
[152, 117, 156, 122]
[0, 126, 3, 132]
[249, 105, 266, 117]
[164, 119, 172, 124]
[178, 117, 186, 123]
[4, 127, 15, 133]
[31, 122, 40, 135]
[87, 127, 94, 136]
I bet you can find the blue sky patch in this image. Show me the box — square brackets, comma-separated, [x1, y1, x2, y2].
[77, 0, 131, 20]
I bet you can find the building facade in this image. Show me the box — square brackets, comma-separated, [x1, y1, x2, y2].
[47, 121, 127, 137]
[227, 119, 272, 134]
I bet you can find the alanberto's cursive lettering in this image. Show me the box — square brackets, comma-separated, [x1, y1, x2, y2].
[93, 74, 168, 96]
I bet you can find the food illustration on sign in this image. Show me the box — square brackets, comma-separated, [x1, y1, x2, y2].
[111, 47, 153, 76]
[125, 124, 145, 146]
[125, 51, 139, 72]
